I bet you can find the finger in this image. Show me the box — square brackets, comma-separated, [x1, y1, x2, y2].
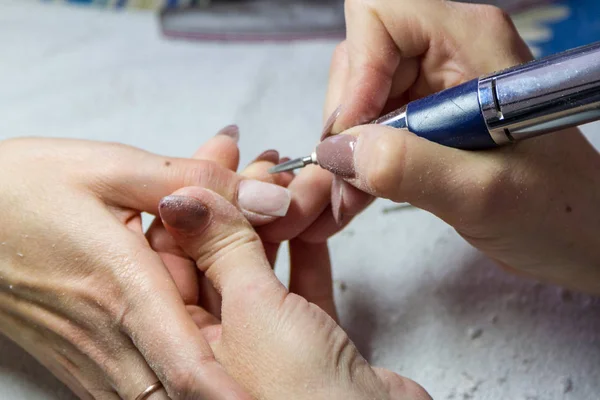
[260, 164, 372, 244]
[0, 291, 169, 400]
[275, 157, 295, 188]
[147, 220, 199, 305]
[0, 311, 94, 400]
[192, 124, 241, 171]
[288, 239, 337, 320]
[334, 0, 420, 131]
[330, 176, 373, 226]
[159, 187, 285, 301]
[147, 126, 242, 307]
[256, 165, 332, 243]
[321, 41, 350, 139]
[298, 182, 374, 243]
[186, 305, 223, 360]
[315, 126, 496, 227]
[240, 151, 291, 266]
[96, 146, 291, 228]
[320, 40, 376, 230]
[117, 242, 250, 400]
[337, 0, 531, 132]
[241, 150, 291, 189]
[107, 347, 170, 400]
[92, 208, 250, 399]
[186, 304, 221, 334]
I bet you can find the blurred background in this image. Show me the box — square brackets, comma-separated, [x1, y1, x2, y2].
[1, 1, 600, 399]
[41, 0, 600, 57]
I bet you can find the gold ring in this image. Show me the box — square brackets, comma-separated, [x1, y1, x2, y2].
[134, 382, 163, 400]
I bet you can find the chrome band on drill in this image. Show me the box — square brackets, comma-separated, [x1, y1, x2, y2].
[480, 41, 600, 142]
[478, 77, 512, 145]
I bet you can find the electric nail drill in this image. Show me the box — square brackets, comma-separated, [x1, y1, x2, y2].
[270, 41, 600, 174]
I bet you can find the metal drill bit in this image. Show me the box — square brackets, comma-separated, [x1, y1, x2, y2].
[269, 152, 318, 174]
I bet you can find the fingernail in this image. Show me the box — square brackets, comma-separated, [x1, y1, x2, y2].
[237, 180, 291, 217]
[320, 105, 342, 141]
[316, 134, 357, 178]
[159, 196, 211, 232]
[331, 176, 344, 225]
[253, 149, 280, 164]
[216, 125, 240, 143]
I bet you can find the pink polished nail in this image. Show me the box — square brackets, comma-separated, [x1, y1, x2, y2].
[216, 124, 240, 143]
[331, 176, 344, 225]
[253, 149, 280, 164]
[320, 105, 342, 141]
[159, 196, 211, 232]
[316, 134, 357, 178]
[238, 180, 291, 217]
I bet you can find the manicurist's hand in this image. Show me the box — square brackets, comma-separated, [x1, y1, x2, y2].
[314, 0, 600, 293]
[0, 130, 294, 400]
[159, 183, 431, 400]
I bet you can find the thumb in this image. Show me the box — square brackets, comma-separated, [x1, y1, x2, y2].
[158, 187, 288, 398]
[158, 186, 286, 302]
[315, 125, 501, 226]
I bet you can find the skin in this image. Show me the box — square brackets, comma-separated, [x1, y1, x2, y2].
[0, 131, 429, 399]
[159, 184, 430, 400]
[0, 135, 257, 400]
[151, 132, 430, 399]
[3, 0, 597, 397]
[312, 0, 600, 294]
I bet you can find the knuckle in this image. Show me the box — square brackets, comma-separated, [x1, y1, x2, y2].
[197, 228, 262, 272]
[288, 297, 363, 376]
[164, 363, 209, 400]
[180, 160, 220, 187]
[475, 4, 515, 34]
[324, 316, 365, 379]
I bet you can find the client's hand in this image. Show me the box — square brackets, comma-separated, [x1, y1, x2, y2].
[160, 185, 431, 400]
[0, 132, 293, 400]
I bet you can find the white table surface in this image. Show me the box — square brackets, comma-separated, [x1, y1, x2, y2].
[1, 2, 599, 399]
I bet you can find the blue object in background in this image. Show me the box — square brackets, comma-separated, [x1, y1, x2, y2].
[546, 0, 600, 56]
[516, 0, 600, 57]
